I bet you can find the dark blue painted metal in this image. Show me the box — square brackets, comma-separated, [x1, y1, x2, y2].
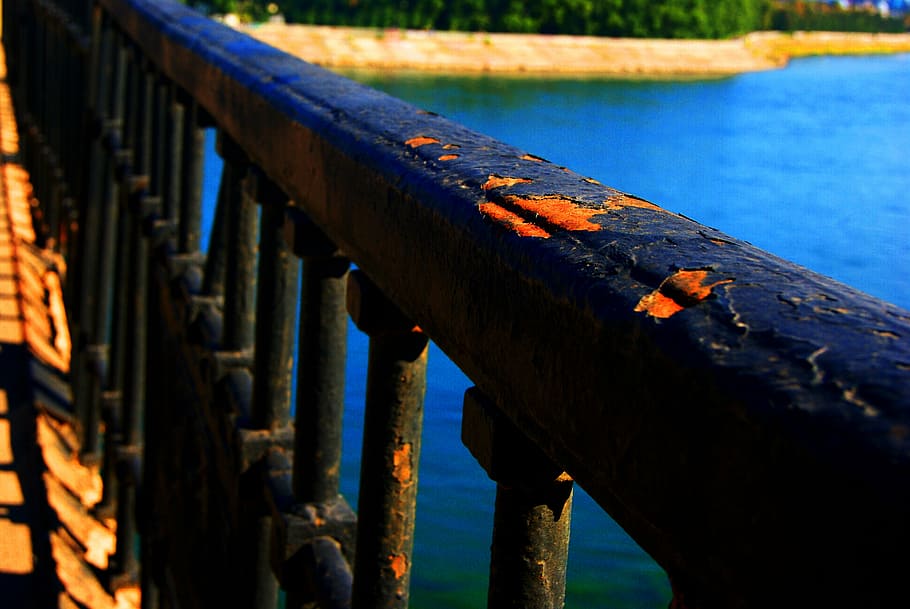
[13, 0, 910, 607]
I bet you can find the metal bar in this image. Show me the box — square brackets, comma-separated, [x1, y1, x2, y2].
[81, 26, 128, 463]
[113, 56, 157, 587]
[241, 173, 297, 609]
[162, 84, 183, 224]
[218, 155, 257, 349]
[71, 10, 112, 443]
[178, 97, 204, 254]
[462, 389, 573, 609]
[290, 215, 350, 504]
[347, 270, 428, 609]
[250, 174, 297, 430]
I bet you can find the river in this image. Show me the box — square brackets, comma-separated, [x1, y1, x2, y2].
[202, 52, 910, 608]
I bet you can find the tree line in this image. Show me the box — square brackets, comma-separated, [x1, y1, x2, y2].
[280, 0, 771, 38]
[188, 0, 907, 36]
[768, 1, 908, 33]
[187, 0, 769, 38]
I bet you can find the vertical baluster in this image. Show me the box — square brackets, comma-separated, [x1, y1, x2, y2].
[96, 59, 137, 520]
[291, 216, 350, 507]
[246, 173, 298, 609]
[346, 271, 428, 609]
[462, 388, 574, 609]
[270, 212, 352, 609]
[72, 10, 111, 449]
[218, 134, 256, 344]
[178, 97, 204, 254]
[114, 55, 157, 589]
[81, 26, 127, 464]
[251, 176, 297, 431]
[162, 85, 183, 229]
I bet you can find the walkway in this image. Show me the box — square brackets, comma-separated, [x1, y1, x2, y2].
[0, 43, 132, 609]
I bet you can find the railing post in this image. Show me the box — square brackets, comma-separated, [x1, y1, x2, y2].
[269, 211, 353, 609]
[245, 172, 298, 609]
[71, 10, 112, 453]
[291, 213, 350, 506]
[178, 96, 204, 254]
[462, 388, 574, 609]
[79, 22, 128, 464]
[113, 51, 160, 593]
[347, 270, 428, 609]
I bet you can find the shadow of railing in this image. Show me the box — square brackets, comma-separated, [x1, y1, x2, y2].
[5, 0, 910, 608]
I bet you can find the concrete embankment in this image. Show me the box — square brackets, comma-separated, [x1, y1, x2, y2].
[239, 25, 910, 76]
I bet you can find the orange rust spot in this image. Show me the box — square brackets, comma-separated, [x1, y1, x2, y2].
[479, 203, 551, 238]
[503, 195, 603, 232]
[603, 194, 665, 213]
[389, 554, 408, 579]
[482, 175, 533, 191]
[438, 154, 459, 161]
[583, 177, 602, 185]
[392, 443, 413, 485]
[442, 143, 460, 150]
[521, 154, 545, 162]
[405, 136, 439, 148]
[635, 269, 734, 319]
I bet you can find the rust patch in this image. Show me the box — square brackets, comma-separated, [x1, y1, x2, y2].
[479, 203, 551, 238]
[874, 329, 900, 339]
[583, 177, 602, 185]
[503, 194, 603, 232]
[438, 154, 459, 161]
[635, 269, 734, 319]
[521, 153, 546, 162]
[405, 136, 439, 148]
[604, 193, 665, 213]
[482, 175, 533, 191]
[442, 143, 460, 150]
[389, 554, 408, 579]
[392, 442, 413, 485]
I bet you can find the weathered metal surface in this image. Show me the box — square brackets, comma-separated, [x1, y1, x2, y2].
[76, 0, 910, 605]
[219, 139, 257, 351]
[15, 0, 910, 606]
[250, 176, 297, 430]
[291, 214, 350, 505]
[464, 388, 572, 609]
[348, 270, 427, 609]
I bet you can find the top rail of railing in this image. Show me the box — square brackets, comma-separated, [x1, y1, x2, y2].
[17, 0, 910, 605]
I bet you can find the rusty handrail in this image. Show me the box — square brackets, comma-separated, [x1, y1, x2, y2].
[7, 0, 910, 607]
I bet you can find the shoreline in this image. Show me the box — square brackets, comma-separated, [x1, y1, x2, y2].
[240, 25, 910, 77]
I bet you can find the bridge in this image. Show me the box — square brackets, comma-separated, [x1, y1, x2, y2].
[2, 0, 910, 608]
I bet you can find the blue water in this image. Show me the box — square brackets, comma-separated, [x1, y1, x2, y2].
[201, 53, 910, 608]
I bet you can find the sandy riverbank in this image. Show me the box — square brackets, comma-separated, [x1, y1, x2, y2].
[239, 25, 910, 76]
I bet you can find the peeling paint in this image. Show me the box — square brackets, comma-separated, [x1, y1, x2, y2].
[389, 553, 408, 579]
[479, 202, 552, 238]
[874, 330, 900, 339]
[807, 346, 829, 385]
[635, 269, 734, 319]
[442, 143, 460, 150]
[482, 175, 533, 191]
[392, 442, 413, 485]
[438, 154, 459, 161]
[604, 193, 666, 213]
[521, 153, 546, 162]
[503, 195, 603, 232]
[405, 136, 439, 148]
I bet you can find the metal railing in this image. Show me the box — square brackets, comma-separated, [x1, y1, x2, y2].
[5, 0, 910, 608]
